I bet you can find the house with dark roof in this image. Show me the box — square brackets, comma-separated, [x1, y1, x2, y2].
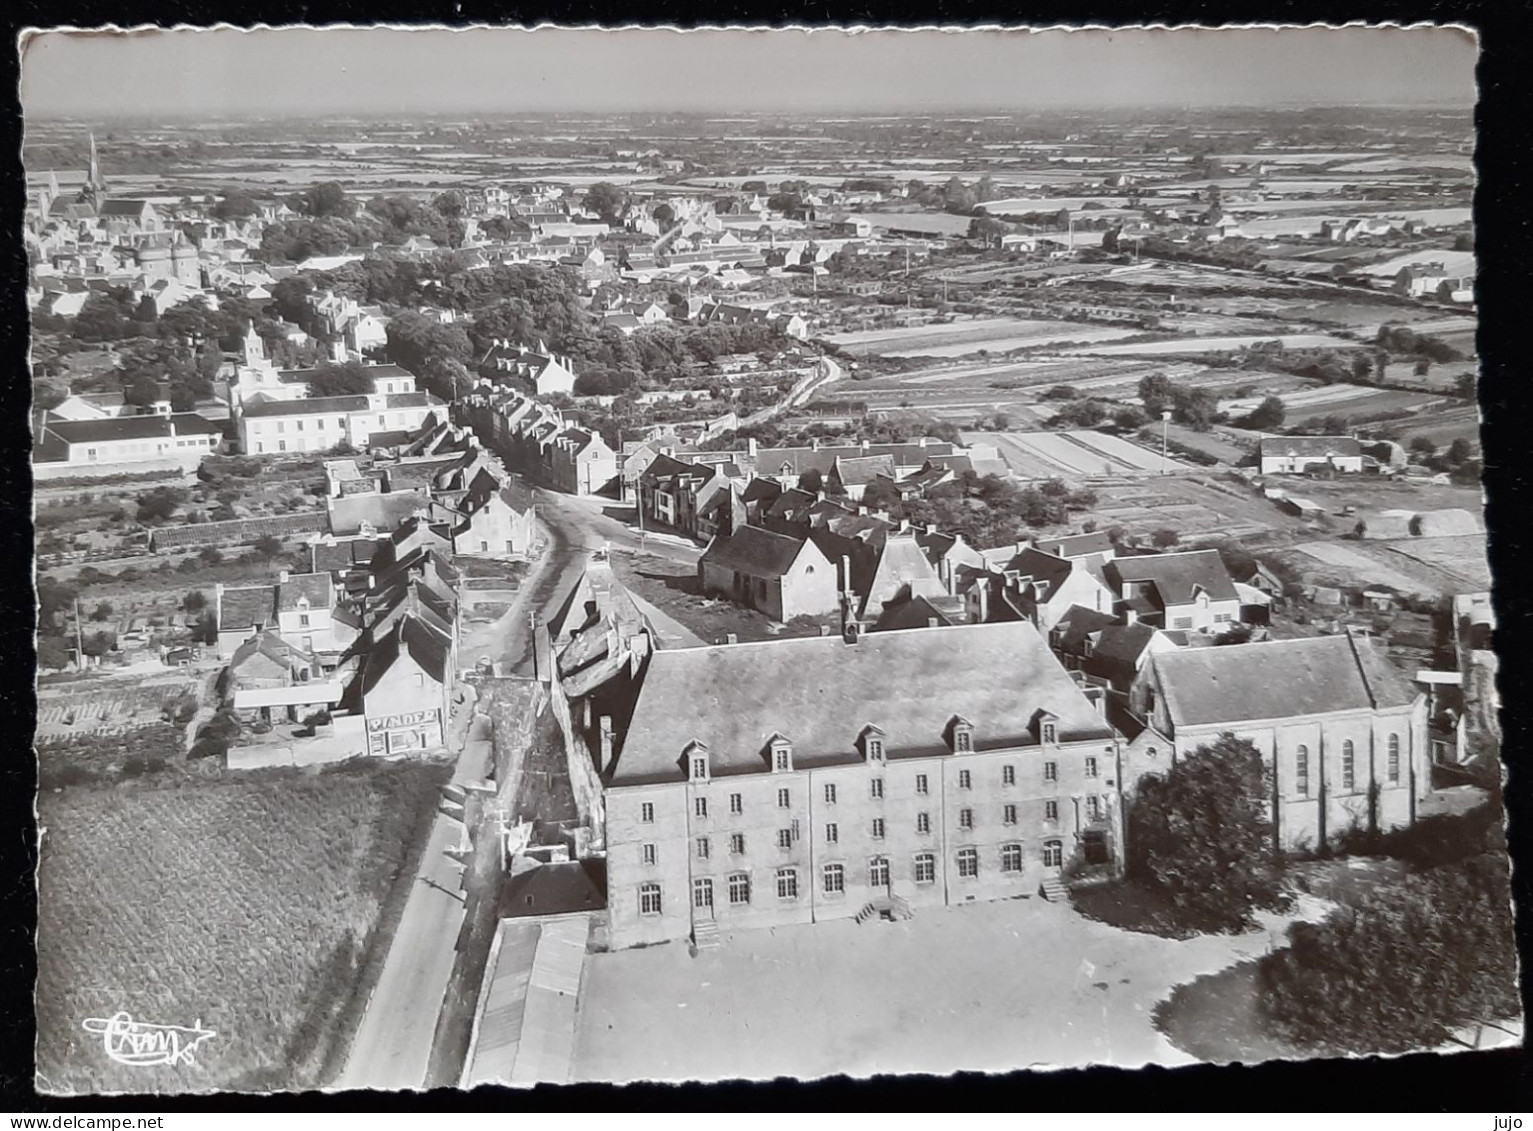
[1257, 435, 1364, 476]
[1141, 632, 1428, 852]
[452, 486, 536, 557]
[355, 615, 454, 757]
[828, 454, 898, 501]
[697, 525, 839, 623]
[601, 621, 1121, 949]
[1049, 605, 1179, 696]
[1105, 550, 1240, 633]
[499, 860, 607, 919]
[34, 412, 223, 471]
[213, 583, 278, 659]
[968, 547, 1116, 632]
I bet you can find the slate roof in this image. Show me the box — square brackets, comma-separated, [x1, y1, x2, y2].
[1107, 550, 1238, 606]
[386, 392, 442, 409]
[741, 476, 784, 505]
[241, 395, 371, 419]
[219, 584, 277, 631]
[1151, 633, 1417, 729]
[229, 630, 310, 674]
[499, 860, 607, 918]
[1035, 531, 1115, 559]
[611, 621, 1115, 785]
[361, 614, 449, 696]
[277, 572, 333, 612]
[310, 537, 383, 573]
[44, 413, 222, 444]
[872, 593, 963, 633]
[833, 454, 897, 488]
[699, 524, 808, 580]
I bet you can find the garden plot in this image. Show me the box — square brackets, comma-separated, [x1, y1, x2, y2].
[36, 677, 203, 744]
[1283, 390, 1441, 423]
[968, 430, 1192, 479]
[1383, 535, 1491, 591]
[1290, 542, 1437, 595]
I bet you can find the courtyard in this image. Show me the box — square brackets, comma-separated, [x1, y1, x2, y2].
[569, 891, 1322, 1083]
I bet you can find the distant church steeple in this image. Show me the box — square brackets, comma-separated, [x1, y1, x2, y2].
[80, 131, 106, 210]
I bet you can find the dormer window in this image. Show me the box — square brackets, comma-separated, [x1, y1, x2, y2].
[949, 716, 974, 754]
[685, 740, 710, 782]
[860, 725, 887, 764]
[768, 734, 793, 773]
[1038, 713, 1059, 746]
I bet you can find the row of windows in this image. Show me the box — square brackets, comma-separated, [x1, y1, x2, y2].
[636, 842, 1065, 914]
[646, 759, 1102, 824]
[1293, 736, 1402, 796]
[642, 795, 1092, 854]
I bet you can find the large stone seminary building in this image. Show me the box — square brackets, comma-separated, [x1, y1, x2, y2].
[597, 622, 1430, 951]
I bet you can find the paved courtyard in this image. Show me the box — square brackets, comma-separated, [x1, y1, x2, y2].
[570, 893, 1313, 1083]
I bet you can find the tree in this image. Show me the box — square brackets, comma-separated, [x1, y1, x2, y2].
[1240, 395, 1286, 431]
[1453, 373, 1476, 401]
[293, 181, 355, 220]
[1127, 733, 1289, 933]
[583, 182, 629, 225]
[1113, 406, 1149, 431]
[1445, 438, 1473, 465]
[1258, 847, 1516, 1054]
[36, 636, 72, 670]
[305, 361, 374, 397]
[1151, 528, 1181, 549]
[210, 189, 260, 220]
[861, 477, 903, 514]
[90, 601, 114, 622]
[798, 467, 825, 494]
[253, 534, 284, 559]
[135, 486, 188, 524]
[1050, 399, 1108, 429]
[1409, 436, 1437, 460]
[183, 590, 208, 613]
[967, 215, 1009, 248]
[1138, 373, 1175, 414]
[652, 202, 675, 226]
[71, 293, 130, 342]
[1414, 356, 1432, 377]
[1171, 386, 1220, 432]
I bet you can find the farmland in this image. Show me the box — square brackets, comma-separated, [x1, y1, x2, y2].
[1065, 332, 1356, 357]
[825, 317, 1143, 357]
[965, 429, 1192, 479]
[36, 759, 449, 1094]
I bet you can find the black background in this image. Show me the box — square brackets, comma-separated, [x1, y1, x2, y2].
[0, 2, 1527, 1112]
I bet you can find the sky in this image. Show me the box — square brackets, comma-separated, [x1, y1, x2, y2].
[20, 25, 1478, 118]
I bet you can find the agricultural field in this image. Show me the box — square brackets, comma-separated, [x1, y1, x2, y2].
[825, 317, 1143, 357]
[1066, 332, 1356, 357]
[1383, 534, 1492, 591]
[964, 429, 1193, 479]
[1282, 389, 1443, 425]
[35, 759, 449, 1095]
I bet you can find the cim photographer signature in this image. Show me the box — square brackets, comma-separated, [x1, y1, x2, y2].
[81, 1012, 216, 1068]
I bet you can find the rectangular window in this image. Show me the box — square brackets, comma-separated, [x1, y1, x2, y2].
[916, 812, 931, 835]
[641, 844, 657, 866]
[777, 828, 792, 850]
[730, 833, 745, 855]
[958, 769, 972, 790]
[824, 783, 837, 805]
[1085, 756, 1100, 778]
[1086, 795, 1102, 821]
[825, 823, 839, 844]
[1003, 803, 1017, 825]
[692, 878, 713, 909]
[870, 777, 884, 800]
[1342, 741, 1356, 791]
[954, 729, 972, 753]
[639, 882, 662, 915]
[959, 808, 974, 830]
[730, 792, 743, 815]
[776, 868, 799, 900]
[915, 773, 929, 795]
[641, 802, 655, 823]
[1044, 761, 1058, 782]
[1002, 764, 1016, 786]
[694, 797, 709, 819]
[914, 853, 936, 884]
[1295, 745, 1310, 796]
[299, 614, 310, 627]
[777, 787, 791, 809]
[822, 863, 845, 896]
[957, 847, 979, 879]
[695, 836, 711, 860]
[728, 872, 750, 905]
[1042, 722, 1057, 744]
[871, 818, 885, 840]
[869, 856, 890, 888]
[1172, 616, 1194, 630]
[1001, 843, 1024, 873]
[1045, 800, 1059, 821]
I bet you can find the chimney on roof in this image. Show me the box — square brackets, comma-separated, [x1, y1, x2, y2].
[278, 570, 290, 584]
[843, 621, 860, 645]
[927, 617, 940, 629]
[599, 716, 614, 773]
[898, 518, 910, 533]
[810, 438, 819, 452]
[817, 491, 827, 503]
[819, 625, 832, 636]
[725, 633, 738, 645]
[747, 437, 759, 458]
[860, 439, 870, 453]
[977, 580, 990, 623]
[858, 505, 868, 516]
[1123, 607, 1138, 626]
[926, 523, 937, 535]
